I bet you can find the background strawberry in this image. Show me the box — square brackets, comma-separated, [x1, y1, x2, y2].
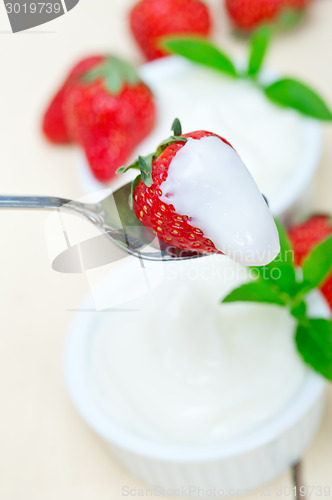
[225, 0, 284, 30]
[129, 0, 211, 61]
[286, 0, 312, 8]
[225, 0, 313, 31]
[128, 127, 232, 254]
[288, 215, 332, 311]
[64, 56, 156, 182]
[42, 55, 103, 143]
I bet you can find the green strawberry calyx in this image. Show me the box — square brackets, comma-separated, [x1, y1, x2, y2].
[81, 55, 141, 95]
[117, 118, 187, 208]
[222, 219, 332, 381]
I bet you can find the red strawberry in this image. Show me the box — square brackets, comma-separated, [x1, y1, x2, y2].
[64, 56, 156, 182]
[225, 0, 312, 31]
[118, 121, 233, 255]
[286, 0, 312, 8]
[225, 0, 284, 30]
[288, 215, 332, 311]
[134, 130, 225, 254]
[42, 55, 103, 143]
[129, 0, 211, 61]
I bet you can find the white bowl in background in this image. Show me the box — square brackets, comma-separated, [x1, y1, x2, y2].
[64, 262, 329, 495]
[76, 56, 321, 225]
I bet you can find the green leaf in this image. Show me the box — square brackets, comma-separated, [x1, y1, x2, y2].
[118, 131, 187, 186]
[82, 59, 108, 83]
[156, 136, 187, 155]
[295, 319, 332, 380]
[138, 155, 153, 187]
[276, 8, 305, 30]
[300, 234, 332, 293]
[264, 78, 332, 120]
[129, 175, 142, 210]
[82, 56, 140, 95]
[119, 59, 141, 86]
[290, 300, 307, 321]
[172, 118, 182, 136]
[104, 70, 123, 94]
[248, 25, 272, 77]
[162, 37, 237, 78]
[117, 160, 140, 174]
[222, 281, 287, 306]
[250, 219, 297, 294]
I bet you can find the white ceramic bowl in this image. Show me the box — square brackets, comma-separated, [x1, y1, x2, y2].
[76, 56, 321, 225]
[64, 271, 328, 496]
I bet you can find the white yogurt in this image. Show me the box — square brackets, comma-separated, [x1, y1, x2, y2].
[88, 256, 306, 445]
[160, 136, 280, 266]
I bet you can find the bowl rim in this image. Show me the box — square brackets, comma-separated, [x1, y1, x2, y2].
[139, 56, 322, 218]
[76, 55, 322, 217]
[76, 55, 322, 219]
[64, 263, 327, 463]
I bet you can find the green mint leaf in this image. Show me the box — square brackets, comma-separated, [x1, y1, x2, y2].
[264, 78, 332, 120]
[162, 37, 237, 78]
[172, 118, 182, 136]
[138, 154, 153, 187]
[248, 25, 272, 77]
[250, 219, 297, 294]
[222, 281, 287, 306]
[300, 234, 332, 293]
[295, 319, 332, 381]
[129, 175, 142, 210]
[290, 300, 307, 321]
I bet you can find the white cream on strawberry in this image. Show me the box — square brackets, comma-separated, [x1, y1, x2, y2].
[159, 136, 280, 266]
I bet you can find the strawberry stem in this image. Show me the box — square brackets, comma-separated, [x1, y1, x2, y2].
[172, 118, 182, 136]
[117, 119, 188, 206]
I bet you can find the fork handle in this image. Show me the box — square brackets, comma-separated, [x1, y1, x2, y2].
[0, 195, 72, 209]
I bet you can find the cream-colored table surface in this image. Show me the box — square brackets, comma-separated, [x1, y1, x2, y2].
[0, 1, 331, 499]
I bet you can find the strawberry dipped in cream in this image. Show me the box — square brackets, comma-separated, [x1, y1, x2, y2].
[119, 120, 280, 266]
